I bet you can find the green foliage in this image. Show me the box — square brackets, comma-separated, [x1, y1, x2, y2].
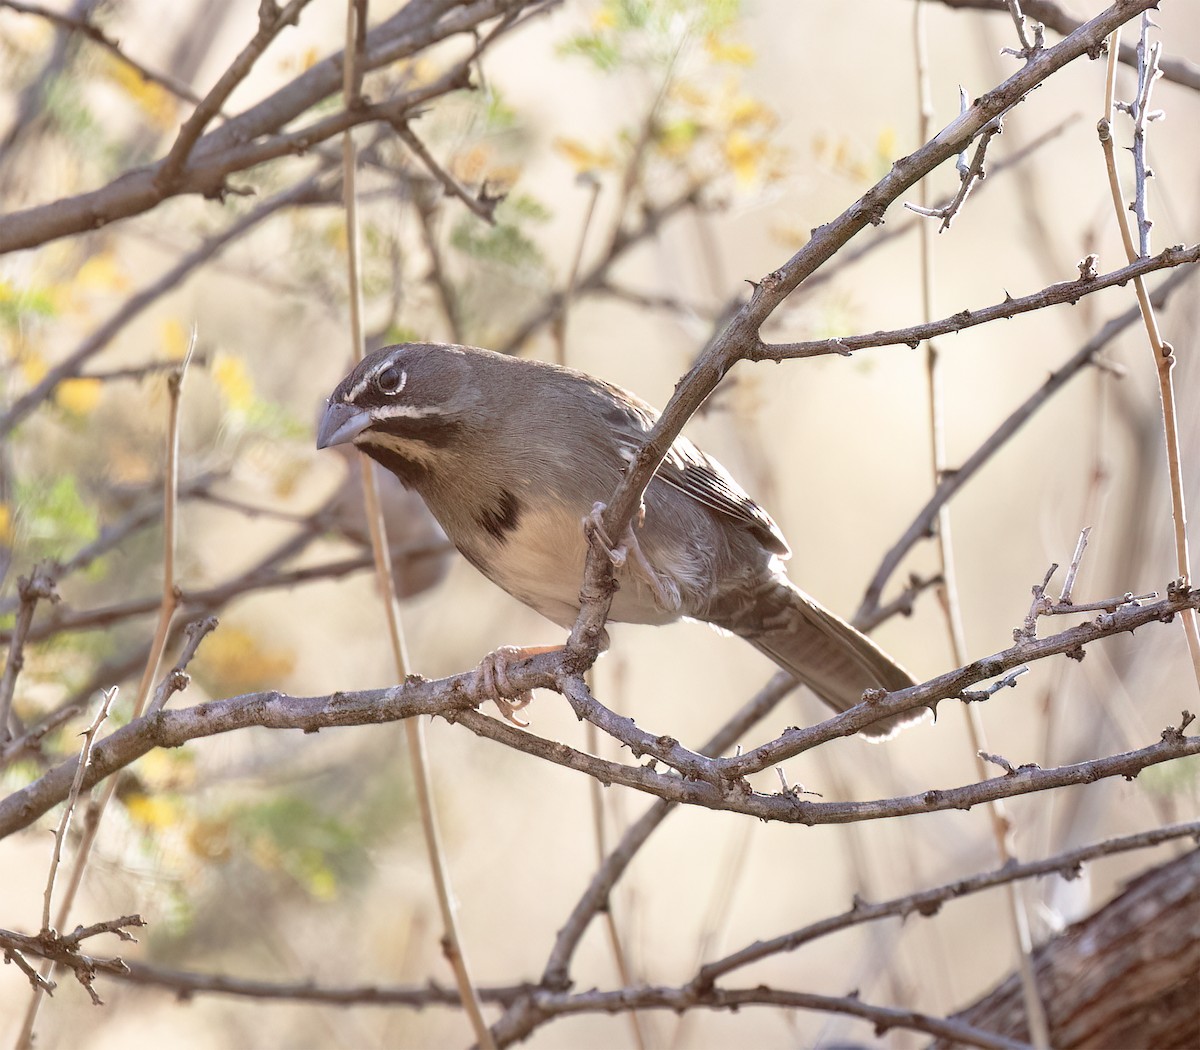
[42, 72, 98, 142]
[0, 285, 58, 329]
[482, 87, 519, 131]
[450, 193, 550, 271]
[13, 473, 99, 561]
[227, 792, 368, 900]
[560, 0, 744, 71]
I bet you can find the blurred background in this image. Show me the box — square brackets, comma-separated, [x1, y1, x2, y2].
[1, 0, 1198, 1046]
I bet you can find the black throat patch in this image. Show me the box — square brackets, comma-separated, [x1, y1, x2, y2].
[360, 443, 428, 489]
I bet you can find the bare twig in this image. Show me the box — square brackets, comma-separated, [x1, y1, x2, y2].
[3, 538, 452, 644]
[155, 0, 316, 188]
[856, 265, 1198, 624]
[0, 670, 1195, 844]
[0, 0, 205, 107]
[0, 702, 83, 771]
[15, 685, 117, 1045]
[393, 120, 501, 224]
[756, 244, 1199, 362]
[1099, 25, 1200, 691]
[38, 688, 117, 933]
[145, 616, 219, 716]
[999, 0, 1045, 59]
[0, 566, 58, 741]
[340, 9, 494, 1044]
[691, 820, 1200, 989]
[0, 172, 339, 440]
[1058, 527, 1091, 604]
[905, 111, 1004, 230]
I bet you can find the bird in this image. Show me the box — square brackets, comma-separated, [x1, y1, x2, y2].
[317, 342, 920, 737]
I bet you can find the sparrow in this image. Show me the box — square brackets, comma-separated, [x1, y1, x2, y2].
[317, 342, 919, 737]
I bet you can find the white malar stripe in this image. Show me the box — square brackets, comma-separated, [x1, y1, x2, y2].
[372, 402, 444, 421]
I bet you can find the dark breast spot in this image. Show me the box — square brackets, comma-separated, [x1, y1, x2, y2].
[477, 489, 521, 542]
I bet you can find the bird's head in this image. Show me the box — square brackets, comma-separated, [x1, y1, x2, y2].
[319, 341, 481, 442]
[317, 343, 485, 483]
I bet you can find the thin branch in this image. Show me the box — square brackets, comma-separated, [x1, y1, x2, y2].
[78, 356, 212, 383]
[145, 616, 219, 716]
[16, 685, 117, 1044]
[999, 0, 1045, 59]
[1099, 25, 1200, 690]
[154, 0, 316, 188]
[692, 821, 1200, 989]
[0, 172, 339, 440]
[561, 0, 1164, 683]
[756, 244, 1199, 362]
[38, 687, 117, 933]
[856, 264, 1198, 624]
[905, 113, 1004, 230]
[0, 702, 82, 772]
[0, 0, 205, 107]
[3, 539, 452, 643]
[341, 11, 494, 1043]
[0, 566, 58, 741]
[392, 120, 501, 224]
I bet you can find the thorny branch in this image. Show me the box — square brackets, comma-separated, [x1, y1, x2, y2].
[562, 0, 1164, 680]
[0, 566, 58, 741]
[1, 584, 1197, 841]
[856, 264, 1198, 624]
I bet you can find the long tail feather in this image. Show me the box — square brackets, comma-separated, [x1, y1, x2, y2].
[717, 575, 922, 739]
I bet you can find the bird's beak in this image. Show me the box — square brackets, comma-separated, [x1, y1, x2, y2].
[316, 400, 372, 449]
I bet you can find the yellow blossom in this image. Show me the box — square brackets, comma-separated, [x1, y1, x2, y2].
[55, 377, 103, 416]
[212, 353, 256, 414]
[724, 129, 766, 185]
[553, 136, 615, 173]
[160, 318, 190, 359]
[124, 794, 181, 831]
[76, 251, 131, 292]
[704, 33, 755, 66]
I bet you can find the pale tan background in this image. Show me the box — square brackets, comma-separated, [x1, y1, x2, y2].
[1, 0, 1198, 1047]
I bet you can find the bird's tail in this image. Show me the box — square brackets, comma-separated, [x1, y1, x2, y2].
[715, 575, 921, 739]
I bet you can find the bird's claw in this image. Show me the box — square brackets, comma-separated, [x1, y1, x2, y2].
[476, 645, 534, 727]
[583, 501, 680, 613]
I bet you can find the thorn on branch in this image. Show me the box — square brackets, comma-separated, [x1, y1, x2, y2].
[978, 750, 1040, 776]
[960, 667, 1029, 704]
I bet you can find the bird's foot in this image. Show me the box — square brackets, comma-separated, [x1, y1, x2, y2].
[475, 644, 561, 726]
[584, 502, 680, 613]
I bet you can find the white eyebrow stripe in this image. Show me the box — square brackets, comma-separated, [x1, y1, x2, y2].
[372, 402, 443, 420]
[347, 358, 406, 402]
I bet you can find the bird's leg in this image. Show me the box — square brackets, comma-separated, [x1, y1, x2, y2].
[584, 502, 681, 613]
[475, 644, 562, 726]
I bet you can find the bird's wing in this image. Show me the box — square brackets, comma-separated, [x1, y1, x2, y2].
[596, 381, 790, 557]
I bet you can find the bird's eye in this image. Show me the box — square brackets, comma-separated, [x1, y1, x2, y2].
[376, 366, 405, 394]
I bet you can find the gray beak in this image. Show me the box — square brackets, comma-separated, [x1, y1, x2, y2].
[316, 400, 372, 449]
